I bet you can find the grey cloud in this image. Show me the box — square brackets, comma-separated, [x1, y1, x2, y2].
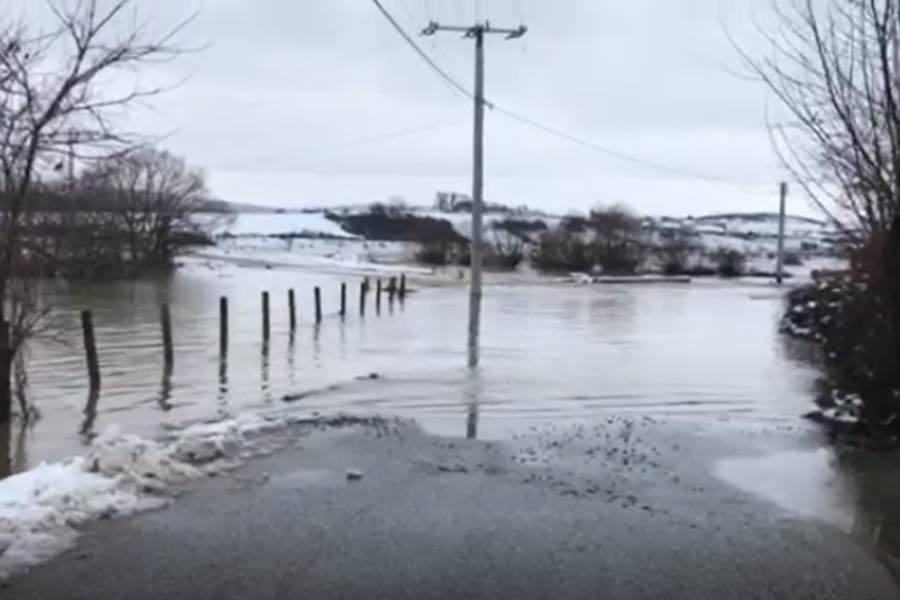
[7, 0, 799, 213]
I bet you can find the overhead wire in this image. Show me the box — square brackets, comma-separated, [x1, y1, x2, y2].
[367, 0, 782, 195]
[492, 106, 759, 186]
[296, 118, 463, 157]
[370, 0, 473, 101]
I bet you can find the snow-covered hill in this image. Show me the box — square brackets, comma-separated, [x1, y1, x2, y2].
[213, 212, 359, 239]
[215, 207, 844, 258]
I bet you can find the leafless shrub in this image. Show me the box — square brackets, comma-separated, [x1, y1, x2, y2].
[530, 205, 650, 274]
[653, 226, 703, 274]
[783, 251, 804, 266]
[66, 147, 221, 276]
[415, 241, 454, 266]
[711, 248, 747, 278]
[484, 225, 524, 270]
[588, 204, 652, 274]
[530, 226, 594, 273]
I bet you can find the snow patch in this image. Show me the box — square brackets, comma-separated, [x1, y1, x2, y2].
[0, 412, 292, 580]
[216, 212, 359, 239]
[195, 243, 433, 276]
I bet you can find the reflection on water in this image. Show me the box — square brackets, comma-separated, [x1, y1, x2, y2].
[80, 387, 101, 440]
[841, 451, 900, 556]
[716, 448, 858, 531]
[261, 340, 272, 404]
[217, 355, 228, 407]
[159, 364, 174, 411]
[464, 367, 482, 440]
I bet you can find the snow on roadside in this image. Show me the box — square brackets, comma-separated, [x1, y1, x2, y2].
[0, 411, 338, 580]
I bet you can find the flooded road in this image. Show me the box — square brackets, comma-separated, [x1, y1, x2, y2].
[11, 260, 822, 466]
[7, 257, 900, 576]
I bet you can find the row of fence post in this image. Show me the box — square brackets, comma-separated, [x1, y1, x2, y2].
[80, 273, 408, 393]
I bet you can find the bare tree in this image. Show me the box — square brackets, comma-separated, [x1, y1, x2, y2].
[739, 0, 900, 239]
[588, 204, 652, 274]
[482, 224, 525, 270]
[741, 0, 900, 430]
[654, 226, 703, 274]
[0, 0, 191, 423]
[81, 147, 215, 271]
[530, 226, 594, 273]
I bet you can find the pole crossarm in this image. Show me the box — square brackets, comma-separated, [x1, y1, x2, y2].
[421, 21, 527, 39]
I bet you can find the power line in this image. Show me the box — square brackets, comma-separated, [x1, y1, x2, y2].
[370, 0, 473, 101]
[299, 118, 461, 156]
[367, 0, 782, 193]
[492, 107, 758, 186]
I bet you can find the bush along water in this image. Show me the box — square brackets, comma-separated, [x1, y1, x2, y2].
[781, 244, 900, 449]
[779, 277, 847, 342]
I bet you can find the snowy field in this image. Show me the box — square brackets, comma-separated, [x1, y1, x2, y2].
[215, 209, 842, 263]
[194, 239, 426, 277]
[211, 212, 359, 240]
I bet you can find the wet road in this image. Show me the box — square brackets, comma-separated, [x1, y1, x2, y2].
[4, 417, 896, 600]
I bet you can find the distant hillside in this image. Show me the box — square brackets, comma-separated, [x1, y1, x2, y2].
[215, 205, 845, 257]
[693, 212, 827, 226]
[222, 202, 283, 213]
[0, 190, 235, 213]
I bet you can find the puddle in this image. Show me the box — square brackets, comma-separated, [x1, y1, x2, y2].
[840, 451, 900, 557]
[715, 447, 857, 531]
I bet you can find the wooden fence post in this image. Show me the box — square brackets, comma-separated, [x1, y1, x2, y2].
[160, 304, 174, 368]
[376, 279, 382, 313]
[359, 281, 367, 317]
[388, 277, 397, 302]
[399, 273, 407, 299]
[262, 291, 270, 341]
[80, 310, 101, 391]
[219, 297, 229, 356]
[288, 289, 296, 331]
[340, 283, 347, 319]
[314, 287, 322, 324]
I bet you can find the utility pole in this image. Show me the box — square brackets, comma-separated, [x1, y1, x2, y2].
[775, 181, 788, 285]
[421, 20, 527, 369]
[66, 130, 76, 188]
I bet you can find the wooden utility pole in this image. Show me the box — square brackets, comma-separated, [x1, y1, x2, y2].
[421, 20, 527, 368]
[775, 182, 788, 285]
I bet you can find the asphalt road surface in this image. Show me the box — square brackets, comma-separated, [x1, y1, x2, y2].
[3, 416, 898, 600]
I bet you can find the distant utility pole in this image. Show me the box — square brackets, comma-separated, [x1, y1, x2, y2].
[421, 20, 527, 369]
[775, 181, 788, 285]
[66, 130, 76, 188]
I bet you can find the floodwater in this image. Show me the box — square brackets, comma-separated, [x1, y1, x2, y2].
[4, 257, 897, 545]
[10, 259, 819, 462]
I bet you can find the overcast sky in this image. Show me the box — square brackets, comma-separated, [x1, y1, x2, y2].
[16, 0, 812, 217]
